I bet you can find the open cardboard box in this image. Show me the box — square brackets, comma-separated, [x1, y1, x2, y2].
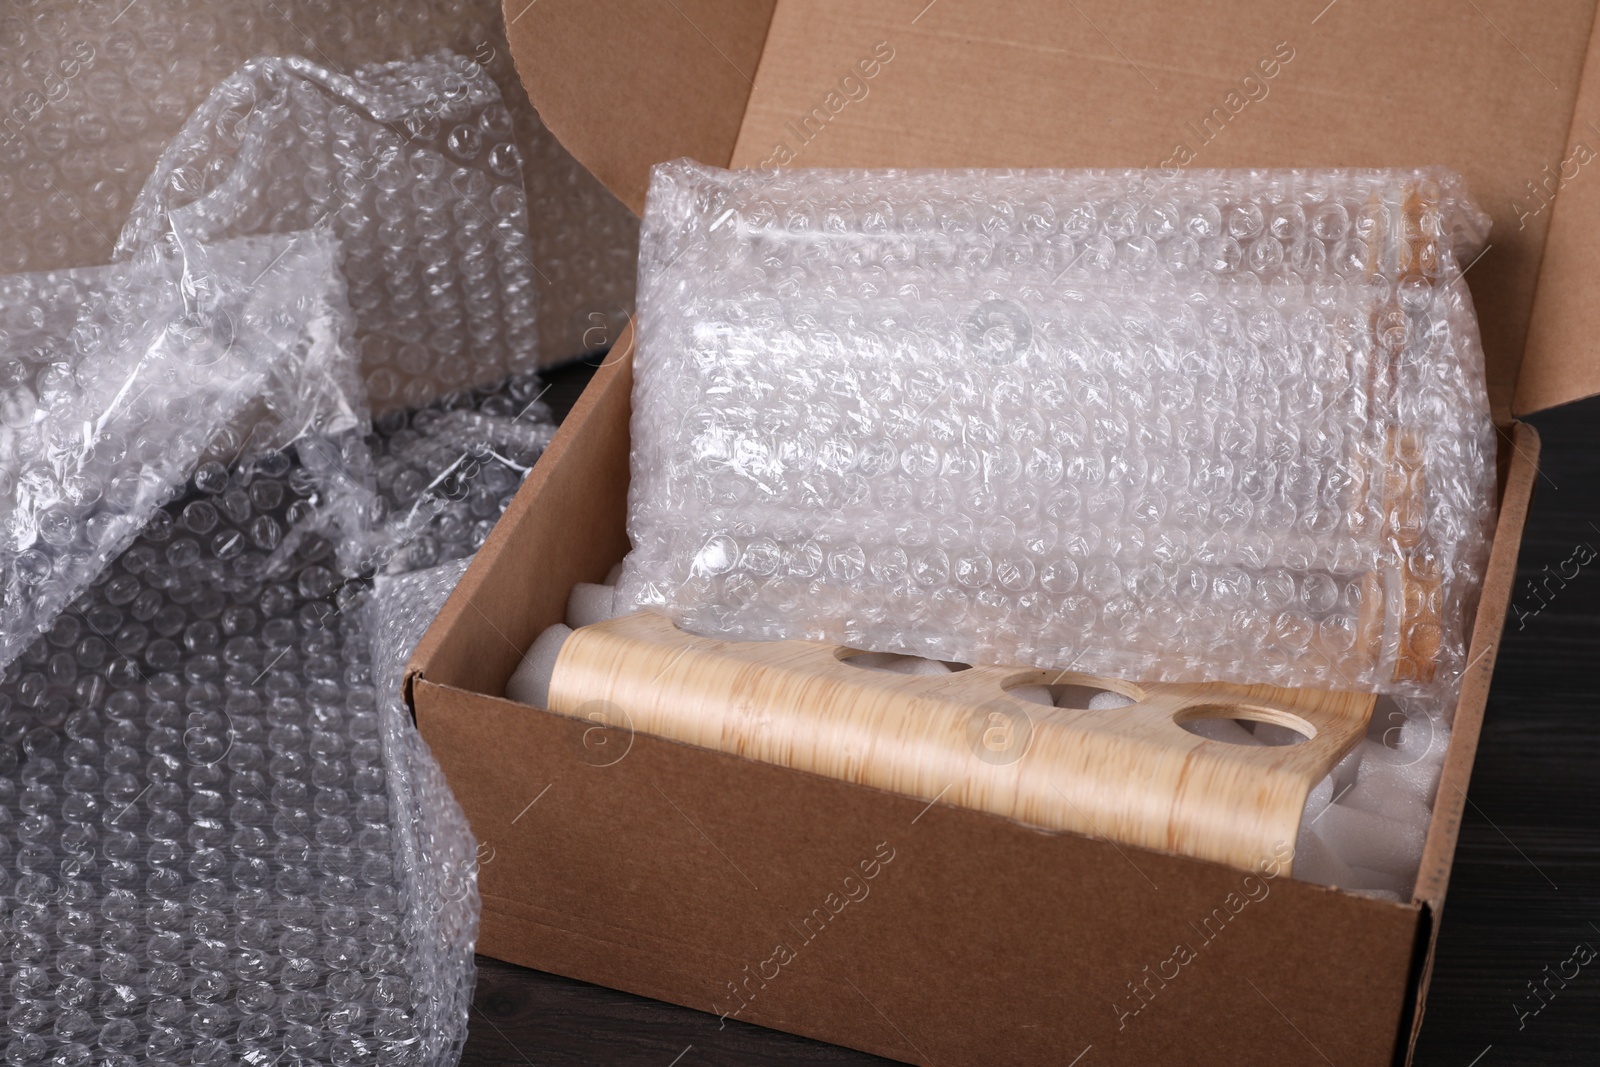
[407, 1, 1600, 1062]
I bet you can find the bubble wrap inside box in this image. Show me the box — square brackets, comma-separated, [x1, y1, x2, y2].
[618, 161, 1498, 695]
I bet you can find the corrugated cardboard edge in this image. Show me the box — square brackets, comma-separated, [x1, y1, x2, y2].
[1517, 9, 1600, 415]
[1403, 421, 1541, 1061]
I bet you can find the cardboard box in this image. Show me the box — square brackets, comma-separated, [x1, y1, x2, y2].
[408, 1, 1600, 1061]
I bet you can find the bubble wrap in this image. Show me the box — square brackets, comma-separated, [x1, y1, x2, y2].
[368, 556, 478, 1064]
[0, 29, 573, 1062]
[0, 0, 637, 368]
[619, 161, 1498, 694]
[0, 367, 549, 1067]
[115, 52, 541, 412]
[0, 432, 489, 1067]
[0, 229, 357, 676]
[363, 372, 554, 576]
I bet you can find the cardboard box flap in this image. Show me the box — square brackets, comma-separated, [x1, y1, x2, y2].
[1517, 9, 1600, 415]
[502, 0, 777, 213]
[506, 0, 1600, 420]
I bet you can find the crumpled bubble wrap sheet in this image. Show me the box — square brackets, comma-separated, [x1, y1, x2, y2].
[369, 556, 478, 1064]
[618, 161, 1498, 695]
[0, 433, 487, 1067]
[117, 52, 540, 411]
[0, 229, 356, 676]
[363, 372, 554, 576]
[0, 364, 544, 1067]
[0, 42, 562, 1067]
[0, 0, 637, 367]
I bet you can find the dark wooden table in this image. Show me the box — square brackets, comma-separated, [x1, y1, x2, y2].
[463, 374, 1600, 1065]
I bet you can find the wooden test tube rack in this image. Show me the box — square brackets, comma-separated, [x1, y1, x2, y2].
[547, 611, 1376, 873]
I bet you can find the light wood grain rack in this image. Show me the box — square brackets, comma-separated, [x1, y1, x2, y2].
[548, 610, 1376, 873]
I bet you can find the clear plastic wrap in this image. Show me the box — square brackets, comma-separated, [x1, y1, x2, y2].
[618, 161, 1499, 695]
[1291, 688, 1453, 899]
[0, 229, 357, 675]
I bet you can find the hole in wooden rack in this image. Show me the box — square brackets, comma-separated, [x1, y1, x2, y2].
[1174, 703, 1315, 746]
[837, 650, 963, 677]
[1000, 677, 1144, 710]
